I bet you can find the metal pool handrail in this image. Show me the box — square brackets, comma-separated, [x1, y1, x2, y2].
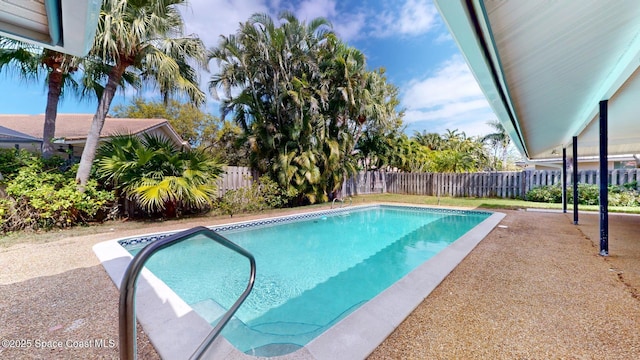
[119, 226, 256, 360]
[331, 197, 353, 209]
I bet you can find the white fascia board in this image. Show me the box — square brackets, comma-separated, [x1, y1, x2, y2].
[434, 0, 529, 158]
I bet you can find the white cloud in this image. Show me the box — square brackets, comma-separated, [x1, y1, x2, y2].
[180, 0, 270, 47]
[295, 0, 337, 21]
[398, 0, 438, 36]
[434, 31, 453, 44]
[401, 56, 495, 136]
[332, 11, 367, 41]
[370, 0, 438, 38]
[403, 57, 484, 108]
[287, 0, 367, 42]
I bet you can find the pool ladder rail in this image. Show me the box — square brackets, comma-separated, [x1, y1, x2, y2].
[118, 226, 256, 360]
[331, 197, 353, 209]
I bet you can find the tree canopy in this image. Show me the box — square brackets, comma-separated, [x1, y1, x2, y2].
[209, 12, 403, 203]
[112, 98, 219, 146]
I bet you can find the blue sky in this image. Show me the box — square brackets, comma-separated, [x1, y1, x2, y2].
[0, 0, 496, 137]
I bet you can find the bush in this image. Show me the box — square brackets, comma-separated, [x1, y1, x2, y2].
[526, 183, 639, 206]
[216, 175, 296, 216]
[0, 157, 116, 232]
[609, 191, 639, 207]
[575, 184, 599, 205]
[0, 149, 33, 180]
[526, 184, 563, 203]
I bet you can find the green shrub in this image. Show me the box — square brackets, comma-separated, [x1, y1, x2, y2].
[622, 181, 638, 191]
[0, 157, 115, 232]
[609, 191, 639, 207]
[526, 185, 563, 203]
[0, 149, 33, 180]
[575, 184, 599, 205]
[526, 183, 639, 206]
[216, 175, 296, 216]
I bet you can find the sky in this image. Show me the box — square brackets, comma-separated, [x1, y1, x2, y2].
[0, 0, 497, 138]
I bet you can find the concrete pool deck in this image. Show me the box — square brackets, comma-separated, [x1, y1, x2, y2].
[1, 204, 639, 359]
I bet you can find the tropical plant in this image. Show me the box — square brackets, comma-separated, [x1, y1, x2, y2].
[210, 11, 332, 203]
[210, 12, 403, 203]
[413, 130, 442, 150]
[75, 0, 208, 188]
[95, 133, 223, 217]
[202, 120, 251, 166]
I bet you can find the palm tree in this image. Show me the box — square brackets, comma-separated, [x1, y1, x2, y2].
[413, 130, 442, 150]
[96, 133, 222, 217]
[482, 120, 510, 170]
[210, 11, 334, 202]
[0, 37, 82, 158]
[75, 0, 207, 188]
[442, 128, 465, 144]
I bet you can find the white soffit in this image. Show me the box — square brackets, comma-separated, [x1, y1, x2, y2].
[435, 0, 640, 160]
[0, 0, 101, 56]
[0, 0, 49, 42]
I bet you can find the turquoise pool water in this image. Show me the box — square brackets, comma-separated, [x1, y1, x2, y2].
[124, 206, 490, 356]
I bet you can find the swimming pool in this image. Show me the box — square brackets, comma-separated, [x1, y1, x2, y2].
[94, 204, 505, 359]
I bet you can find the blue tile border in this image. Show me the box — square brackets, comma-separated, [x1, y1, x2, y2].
[118, 205, 491, 248]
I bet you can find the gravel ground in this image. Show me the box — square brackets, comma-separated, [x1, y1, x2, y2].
[1, 207, 638, 359]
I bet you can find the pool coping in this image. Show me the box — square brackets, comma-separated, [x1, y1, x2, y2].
[93, 204, 505, 360]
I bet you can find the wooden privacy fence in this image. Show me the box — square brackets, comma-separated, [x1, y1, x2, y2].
[216, 166, 256, 196]
[339, 169, 640, 199]
[216, 167, 640, 199]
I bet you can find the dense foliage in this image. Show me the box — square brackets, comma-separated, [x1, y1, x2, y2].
[526, 183, 640, 206]
[373, 129, 491, 173]
[112, 98, 219, 147]
[95, 134, 223, 218]
[209, 12, 403, 204]
[216, 175, 297, 216]
[0, 152, 115, 232]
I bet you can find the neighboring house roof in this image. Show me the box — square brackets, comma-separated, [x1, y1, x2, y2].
[0, 125, 42, 143]
[0, 114, 186, 146]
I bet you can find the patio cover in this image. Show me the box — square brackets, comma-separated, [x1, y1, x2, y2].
[434, 0, 640, 160]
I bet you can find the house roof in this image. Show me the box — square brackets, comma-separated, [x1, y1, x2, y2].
[434, 0, 640, 160]
[0, 114, 185, 146]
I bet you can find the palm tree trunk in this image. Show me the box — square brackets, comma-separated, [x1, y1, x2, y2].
[502, 146, 508, 170]
[76, 63, 127, 189]
[42, 69, 63, 158]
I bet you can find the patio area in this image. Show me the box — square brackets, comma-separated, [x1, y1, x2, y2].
[1, 206, 638, 359]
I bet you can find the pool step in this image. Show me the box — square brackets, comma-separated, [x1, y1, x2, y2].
[191, 298, 227, 324]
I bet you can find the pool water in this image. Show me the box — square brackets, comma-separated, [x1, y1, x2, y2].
[126, 206, 490, 356]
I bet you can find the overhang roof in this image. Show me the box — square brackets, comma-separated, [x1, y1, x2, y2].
[434, 0, 640, 160]
[0, 124, 41, 142]
[0, 0, 101, 56]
